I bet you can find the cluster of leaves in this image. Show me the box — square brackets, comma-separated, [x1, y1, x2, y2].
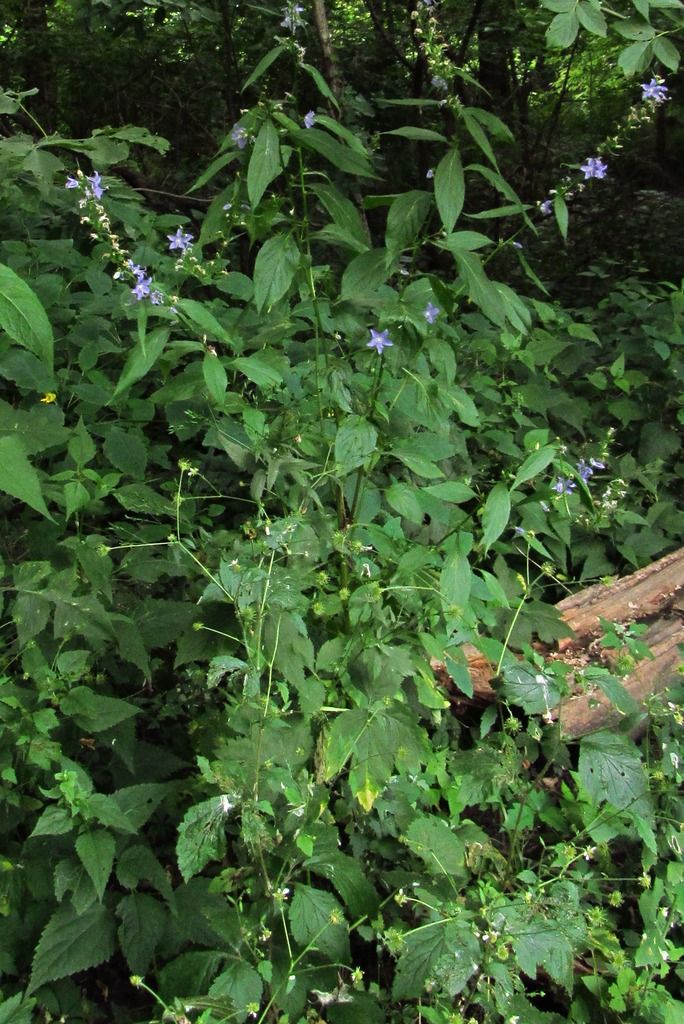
[1, 4, 683, 1023]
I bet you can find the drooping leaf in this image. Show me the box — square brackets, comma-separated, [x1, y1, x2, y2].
[247, 119, 281, 209]
[0, 262, 54, 371]
[253, 234, 300, 311]
[405, 816, 466, 877]
[334, 415, 377, 472]
[28, 902, 116, 993]
[177, 797, 229, 882]
[0, 436, 54, 521]
[60, 687, 139, 733]
[434, 146, 465, 233]
[117, 892, 167, 974]
[501, 662, 562, 716]
[481, 482, 511, 552]
[579, 730, 651, 814]
[75, 830, 115, 902]
[289, 884, 349, 960]
[392, 921, 462, 999]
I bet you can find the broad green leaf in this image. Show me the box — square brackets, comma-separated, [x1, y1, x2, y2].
[60, 687, 139, 732]
[546, 10, 580, 47]
[481, 482, 511, 552]
[117, 892, 167, 974]
[289, 885, 349, 960]
[311, 183, 368, 248]
[0, 262, 54, 371]
[203, 352, 227, 405]
[30, 805, 73, 838]
[111, 783, 176, 830]
[335, 415, 377, 472]
[579, 731, 651, 813]
[435, 147, 465, 233]
[241, 45, 286, 92]
[0, 436, 54, 521]
[553, 193, 569, 240]
[383, 126, 447, 142]
[253, 234, 300, 311]
[116, 843, 174, 901]
[510, 445, 556, 490]
[306, 851, 380, 920]
[405, 816, 466, 876]
[247, 119, 281, 209]
[301, 62, 340, 110]
[113, 327, 169, 397]
[444, 230, 492, 252]
[653, 35, 680, 70]
[618, 40, 653, 76]
[577, 1, 607, 36]
[440, 551, 472, 609]
[177, 797, 229, 882]
[68, 418, 96, 467]
[232, 352, 283, 388]
[103, 425, 147, 478]
[393, 921, 465, 999]
[386, 482, 424, 523]
[501, 662, 562, 715]
[209, 959, 263, 1014]
[28, 902, 116, 993]
[385, 190, 432, 256]
[424, 481, 476, 503]
[75, 830, 115, 902]
[340, 248, 388, 303]
[0, 993, 36, 1024]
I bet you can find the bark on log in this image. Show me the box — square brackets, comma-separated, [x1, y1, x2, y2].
[433, 547, 684, 737]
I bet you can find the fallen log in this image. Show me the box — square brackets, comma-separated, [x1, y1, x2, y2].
[433, 547, 684, 738]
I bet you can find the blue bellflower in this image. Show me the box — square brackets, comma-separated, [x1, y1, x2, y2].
[540, 198, 553, 216]
[641, 79, 668, 105]
[303, 110, 316, 129]
[552, 477, 577, 495]
[86, 172, 106, 199]
[231, 124, 248, 150]
[580, 156, 608, 180]
[168, 227, 194, 252]
[423, 302, 440, 324]
[367, 329, 393, 354]
[281, 3, 305, 32]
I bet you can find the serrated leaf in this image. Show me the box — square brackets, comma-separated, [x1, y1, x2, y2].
[579, 730, 651, 813]
[28, 901, 116, 993]
[435, 146, 465, 233]
[177, 797, 228, 882]
[340, 248, 388, 303]
[103, 425, 147, 478]
[481, 482, 510, 552]
[232, 352, 283, 388]
[0, 262, 54, 371]
[502, 662, 562, 715]
[203, 352, 227, 405]
[0, 435, 54, 521]
[335, 415, 377, 472]
[116, 843, 174, 901]
[117, 892, 167, 973]
[0, 993, 36, 1024]
[618, 40, 653, 76]
[75, 830, 115, 902]
[253, 234, 300, 312]
[307, 851, 379, 920]
[393, 921, 461, 999]
[209, 959, 263, 1015]
[405, 816, 465, 876]
[30, 805, 74, 838]
[289, 884, 349, 960]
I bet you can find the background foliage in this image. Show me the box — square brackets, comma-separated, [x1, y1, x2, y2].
[0, 2, 683, 1023]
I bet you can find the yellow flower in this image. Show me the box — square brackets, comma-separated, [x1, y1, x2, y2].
[39, 392, 57, 404]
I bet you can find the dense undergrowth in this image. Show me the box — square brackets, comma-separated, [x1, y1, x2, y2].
[1, 2, 684, 1022]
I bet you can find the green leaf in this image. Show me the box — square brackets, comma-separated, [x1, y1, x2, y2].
[209, 959, 263, 1015]
[75, 830, 115, 902]
[307, 851, 379, 920]
[440, 551, 472, 610]
[232, 352, 283, 388]
[30, 805, 74, 838]
[393, 921, 462, 999]
[424, 481, 476, 503]
[444, 230, 492, 252]
[511, 446, 556, 490]
[0, 435, 54, 521]
[60, 687, 139, 732]
[203, 352, 228, 405]
[28, 902, 116, 993]
[501, 662, 562, 715]
[340, 248, 388, 303]
[385, 190, 432, 256]
[383, 126, 447, 142]
[292, 126, 374, 178]
[103, 425, 147, 478]
[653, 35, 680, 71]
[577, 1, 607, 36]
[435, 147, 465, 233]
[301, 62, 340, 110]
[335, 415, 377, 472]
[481, 482, 511, 552]
[618, 40, 653, 76]
[253, 234, 300, 312]
[241, 45, 286, 91]
[553, 193, 569, 240]
[579, 731, 651, 813]
[177, 300, 234, 346]
[386, 482, 424, 523]
[113, 327, 169, 397]
[247, 119, 281, 209]
[289, 884, 349, 960]
[117, 892, 166, 974]
[68, 418, 96, 467]
[546, 10, 580, 47]
[177, 797, 228, 882]
[0, 993, 36, 1024]
[405, 816, 466, 876]
[311, 183, 368, 249]
[116, 843, 174, 902]
[0, 262, 54, 371]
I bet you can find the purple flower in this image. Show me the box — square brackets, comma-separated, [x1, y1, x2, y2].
[513, 526, 526, 537]
[303, 110, 316, 129]
[512, 241, 523, 250]
[367, 328, 393, 354]
[131, 276, 152, 301]
[589, 457, 606, 470]
[86, 171, 106, 199]
[552, 477, 577, 495]
[231, 124, 248, 150]
[576, 459, 593, 483]
[641, 79, 668, 105]
[168, 227, 194, 252]
[580, 156, 607, 180]
[540, 198, 553, 216]
[281, 2, 305, 32]
[65, 175, 80, 189]
[423, 302, 440, 324]
[150, 290, 164, 305]
[426, 168, 434, 180]
[127, 260, 147, 281]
